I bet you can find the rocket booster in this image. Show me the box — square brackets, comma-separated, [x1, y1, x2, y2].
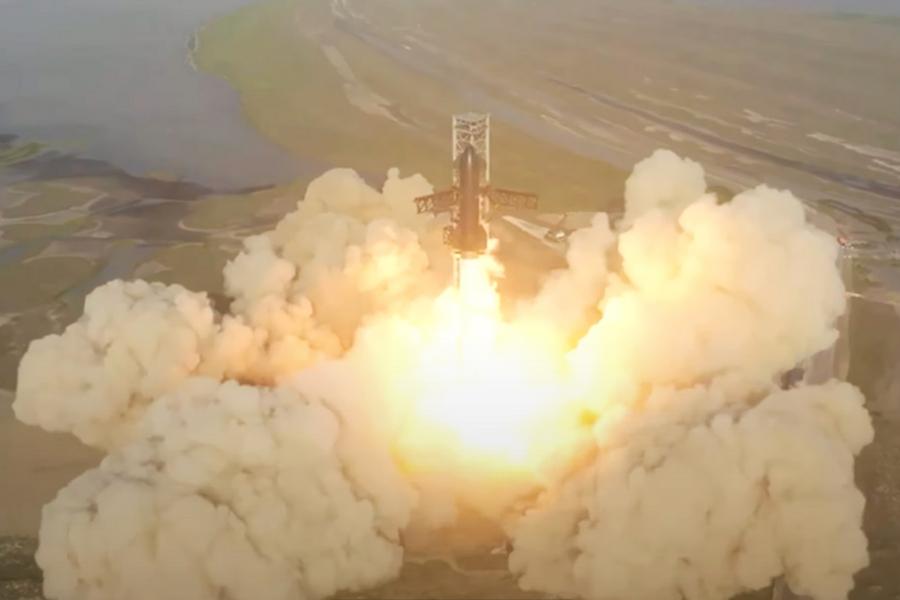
[452, 145, 488, 256]
[414, 140, 537, 257]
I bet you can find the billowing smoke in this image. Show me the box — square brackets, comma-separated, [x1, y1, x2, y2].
[14, 150, 872, 600]
[509, 378, 872, 600]
[16, 168, 446, 449]
[37, 377, 413, 600]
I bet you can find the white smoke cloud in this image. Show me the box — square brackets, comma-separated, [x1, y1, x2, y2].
[14, 152, 872, 600]
[521, 212, 615, 341]
[14, 167, 445, 449]
[14, 280, 218, 448]
[37, 377, 412, 600]
[508, 379, 872, 600]
[623, 149, 708, 225]
[508, 150, 867, 600]
[568, 165, 846, 412]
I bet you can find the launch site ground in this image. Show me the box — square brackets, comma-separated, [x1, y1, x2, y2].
[2, 0, 900, 598]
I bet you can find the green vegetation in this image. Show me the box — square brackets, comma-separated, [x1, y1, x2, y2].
[195, 0, 448, 181]
[832, 11, 900, 28]
[0, 256, 98, 314]
[182, 184, 298, 232]
[0, 141, 43, 167]
[0, 217, 96, 243]
[194, 0, 626, 211]
[139, 243, 231, 294]
[2, 181, 100, 219]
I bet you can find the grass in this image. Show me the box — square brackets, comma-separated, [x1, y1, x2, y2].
[0, 141, 43, 167]
[2, 182, 99, 219]
[181, 185, 298, 232]
[194, 0, 627, 212]
[138, 243, 231, 294]
[0, 217, 96, 243]
[196, 0, 446, 179]
[0, 256, 98, 314]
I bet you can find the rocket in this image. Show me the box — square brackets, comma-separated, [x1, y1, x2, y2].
[415, 143, 537, 257]
[450, 145, 488, 255]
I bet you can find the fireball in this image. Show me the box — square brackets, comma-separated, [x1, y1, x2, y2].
[387, 255, 590, 524]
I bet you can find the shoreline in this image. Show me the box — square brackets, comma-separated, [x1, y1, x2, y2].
[0, 133, 282, 200]
[185, 25, 203, 73]
[0, 0, 303, 191]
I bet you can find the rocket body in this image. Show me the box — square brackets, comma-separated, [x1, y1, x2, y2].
[413, 125, 536, 258]
[453, 145, 488, 256]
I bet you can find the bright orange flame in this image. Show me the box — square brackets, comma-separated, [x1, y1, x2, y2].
[397, 257, 577, 474]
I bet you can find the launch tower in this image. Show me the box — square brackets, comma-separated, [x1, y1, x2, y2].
[452, 113, 490, 186]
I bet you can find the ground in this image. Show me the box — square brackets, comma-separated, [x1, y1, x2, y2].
[193, 0, 629, 213]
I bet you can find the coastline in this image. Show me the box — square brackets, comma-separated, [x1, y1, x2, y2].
[0, 0, 302, 191]
[186, 25, 203, 72]
[191, 0, 629, 213]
